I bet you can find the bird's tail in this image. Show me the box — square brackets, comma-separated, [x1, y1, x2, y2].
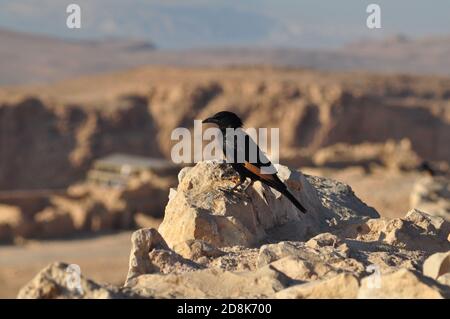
[282, 188, 307, 214]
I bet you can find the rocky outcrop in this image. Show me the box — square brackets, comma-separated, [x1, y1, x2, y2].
[2, 68, 450, 247]
[17, 163, 450, 299]
[0, 171, 172, 243]
[2, 67, 450, 191]
[126, 266, 290, 299]
[158, 161, 379, 254]
[312, 139, 422, 171]
[124, 227, 201, 285]
[18, 207, 450, 298]
[410, 176, 450, 221]
[17, 262, 135, 299]
[275, 273, 360, 299]
[0, 204, 33, 242]
[423, 252, 450, 285]
[357, 269, 449, 299]
[0, 96, 162, 190]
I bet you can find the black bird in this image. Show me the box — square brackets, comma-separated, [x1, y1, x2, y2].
[417, 160, 449, 177]
[418, 161, 437, 176]
[202, 111, 307, 213]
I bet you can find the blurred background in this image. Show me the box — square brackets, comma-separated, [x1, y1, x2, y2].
[1, 0, 449, 297]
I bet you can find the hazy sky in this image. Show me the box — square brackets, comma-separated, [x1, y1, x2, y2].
[1, 0, 450, 48]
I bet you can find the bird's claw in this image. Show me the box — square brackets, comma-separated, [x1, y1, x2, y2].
[217, 185, 250, 199]
[230, 176, 241, 184]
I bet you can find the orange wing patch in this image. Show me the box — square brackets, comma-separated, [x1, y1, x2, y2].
[244, 161, 276, 181]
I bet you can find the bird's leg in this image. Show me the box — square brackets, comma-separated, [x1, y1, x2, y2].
[241, 179, 254, 192]
[229, 175, 241, 185]
[218, 174, 244, 194]
[231, 174, 246, 191]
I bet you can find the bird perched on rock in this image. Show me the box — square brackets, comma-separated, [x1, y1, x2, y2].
[202, 111, 307, 213]
[417, 160, 449, 177]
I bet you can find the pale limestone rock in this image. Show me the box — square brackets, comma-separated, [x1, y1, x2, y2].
[17, 262, 133, 299]
[18, 166, 450, 299]
[19, 210, 450, 299]
[0, 204, 22, 228]
[423, 251, 450, 280]
[119, 170, 172, 218]
[258, 241, 364, 281]
[34, 208, 75, 238]
[404, 209, 449, 239]
[410, 176, 450, 221]
[347, 210, 450, 254]
[357, 268, 449, 299]
[437, 273, 450, 286]
[178, 166, 192, 184]
[5, 170, 173, 242]
[173, 239, 225, 260]
[127, 265, 290, 298]
[382, 209, 450, 252]
[275, 273, 359, 299]
[257, 241, 307, 267]
[159, 161, 379, 252]
[0, 204, 22, 242]
[268, 256, 319, 281]
[0, 204, 34, 240]
[168, 188, 177, 201]
[305, 232, 341, 249]
[312, 139, 421, 171]
[125, 228, 169, 284]
[148, 249, 201, 275]
[125, 228, 199, 285]
[50, 195, 116, 233]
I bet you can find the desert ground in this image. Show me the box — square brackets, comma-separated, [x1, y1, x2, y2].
[0, 231, 133, 298]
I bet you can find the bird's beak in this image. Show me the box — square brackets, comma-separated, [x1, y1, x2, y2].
[202, 117, 216, 124]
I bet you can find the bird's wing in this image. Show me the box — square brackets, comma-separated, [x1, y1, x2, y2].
[243, 161, 279, 182]
[242, 129, 277, 174]
[224, 128, 280, 181]
[227, 129, 279, 182]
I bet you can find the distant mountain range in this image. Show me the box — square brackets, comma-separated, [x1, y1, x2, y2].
[1, 28, 450, 85]
[0, 28, 157, 85]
